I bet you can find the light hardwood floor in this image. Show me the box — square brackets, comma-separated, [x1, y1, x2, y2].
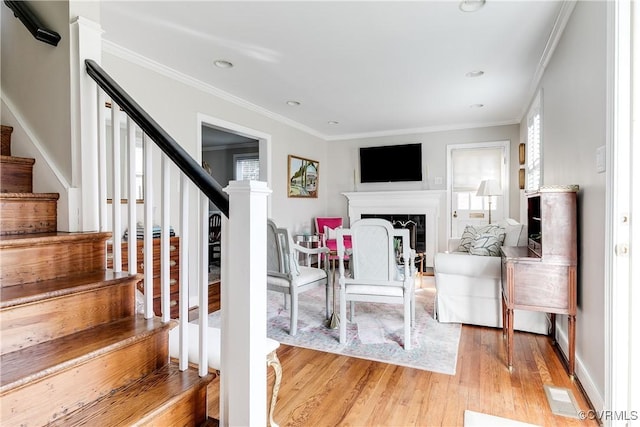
[207, 323, 598, 426]
[207, 278, 597, 426]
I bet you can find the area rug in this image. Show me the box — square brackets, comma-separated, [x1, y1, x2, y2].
[209, 277, 461, 375]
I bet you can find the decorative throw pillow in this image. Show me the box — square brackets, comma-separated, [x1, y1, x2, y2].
[457, 224, 506, 252]
[476, 224, 506, 246]
[469, 233, 503, 256]
[457, 225, 478, 252]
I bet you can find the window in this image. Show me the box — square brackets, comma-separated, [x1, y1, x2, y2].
[234, 153, 260, 181]
[526, 91, 542, 192]
[451, 147, 503, 191]
[447, 142, 508, 236]
[451, 146, 504, 211]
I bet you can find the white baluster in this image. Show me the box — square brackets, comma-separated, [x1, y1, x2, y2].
[199, 192, 209, 377]
[111, 102, 122, 272]
[127, 117, 137, 275]
[143, 135, 154, 319]
[178, 174, 190, 371]
[161, 155, 171, 323]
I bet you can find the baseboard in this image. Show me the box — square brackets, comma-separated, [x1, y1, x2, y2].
[555, 324, 605, 413]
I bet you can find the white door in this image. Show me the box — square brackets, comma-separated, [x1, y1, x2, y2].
[447, 142, 509, 238]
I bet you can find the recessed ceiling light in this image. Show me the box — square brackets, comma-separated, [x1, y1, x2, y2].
[459, 0, 486, 12]
[214, 59, 233, 69]
[286, 100, 301, 106]
[465, 70, 485, 78]
[470, 103, 484, 108]
[328, 121, 339, 125]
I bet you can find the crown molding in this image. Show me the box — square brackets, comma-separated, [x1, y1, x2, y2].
[104, 39, 529, 143]
[520, 0, 577, 121]
[325, 119, 521, 142]
[102, 40, 327, 140]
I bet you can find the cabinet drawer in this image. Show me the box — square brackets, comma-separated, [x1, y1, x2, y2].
[108, 237, 181, 319]
[113, 260, 179, 277]
[511, 263, 571, 311]
[136, 274, 180, 296]
[135, 244, 179, 260]
[151, 292, 180, 318]
[137, 258, 179, 276]
[108, 254, 179, 270]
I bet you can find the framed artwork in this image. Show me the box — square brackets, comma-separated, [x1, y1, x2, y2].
[287, 155, 319, 198]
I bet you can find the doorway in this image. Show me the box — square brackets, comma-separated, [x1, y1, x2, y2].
[446, 141, 510, 239]
[194, 114, 272, 305]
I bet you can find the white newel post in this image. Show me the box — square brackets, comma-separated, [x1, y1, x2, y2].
[220, 181, 271, 427]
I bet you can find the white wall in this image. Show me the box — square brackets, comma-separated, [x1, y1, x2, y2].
[1, 1, 72, 182]
[324, 124, 521, 252]
[102, 52, 328, 235]
[1, 1, 99, 184]
[520, 1, 607, 408]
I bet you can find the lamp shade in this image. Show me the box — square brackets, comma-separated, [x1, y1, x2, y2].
[476, 179, 502, 197]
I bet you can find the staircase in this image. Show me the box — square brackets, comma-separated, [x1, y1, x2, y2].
[0, 125, 214, 426]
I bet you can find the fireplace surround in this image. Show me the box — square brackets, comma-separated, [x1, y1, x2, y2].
[342, 191, 444, 268]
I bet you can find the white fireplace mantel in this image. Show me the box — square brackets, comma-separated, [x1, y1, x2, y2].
[342, 190, 445, 268]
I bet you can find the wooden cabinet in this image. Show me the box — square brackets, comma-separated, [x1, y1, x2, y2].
[108, 236, 181, 319]
[501, 185, 578, 377]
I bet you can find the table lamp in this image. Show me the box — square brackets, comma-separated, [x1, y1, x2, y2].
[476, 179, 501, 224]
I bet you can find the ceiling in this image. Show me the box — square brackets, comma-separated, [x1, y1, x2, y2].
[100, 1, 565, 141]
[202, 125, 258, 150]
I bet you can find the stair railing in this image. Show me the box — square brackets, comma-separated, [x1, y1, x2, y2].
[87, 58, 225, 375]
[84, 61, 270, 426]
[3, 1, 61, 46]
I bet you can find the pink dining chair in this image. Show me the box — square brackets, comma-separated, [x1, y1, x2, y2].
[314, 217, 352, 263]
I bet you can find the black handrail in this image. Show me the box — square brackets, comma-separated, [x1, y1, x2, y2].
[84, 59, 230, 217]
[4, 1, 61, 46]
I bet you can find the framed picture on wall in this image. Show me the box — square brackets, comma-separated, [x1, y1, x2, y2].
[287, 155, 319, 198]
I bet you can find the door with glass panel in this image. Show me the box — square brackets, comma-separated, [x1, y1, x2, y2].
[447, 142, 509, 238]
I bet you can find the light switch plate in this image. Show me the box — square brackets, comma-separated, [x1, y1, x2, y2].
[596, 145, 606, 173]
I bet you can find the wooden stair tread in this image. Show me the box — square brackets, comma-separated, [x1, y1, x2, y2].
[49, 363, 213, 426]
[0, 270, 139, 309]
[0, 192, 59, 200]
[0, 315, 173, 391]
[0, 231, 110, 247]
[0, 155, 35, 165]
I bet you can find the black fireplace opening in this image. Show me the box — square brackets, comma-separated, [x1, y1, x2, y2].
[360, 214, 426, 254]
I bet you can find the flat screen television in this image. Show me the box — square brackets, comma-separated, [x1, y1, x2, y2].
[359, 143, 422, 183]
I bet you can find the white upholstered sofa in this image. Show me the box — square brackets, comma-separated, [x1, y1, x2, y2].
[434, 218, 549, 334]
